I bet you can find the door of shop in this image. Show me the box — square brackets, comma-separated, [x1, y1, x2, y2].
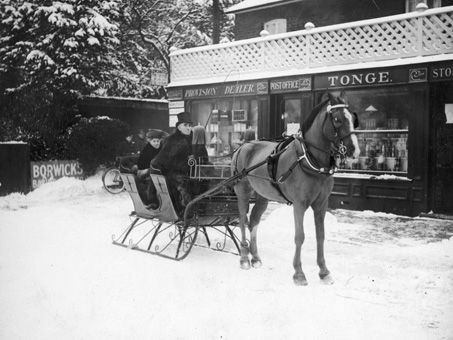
[430, 82, 453, 214]
[271, 93, 313, 137]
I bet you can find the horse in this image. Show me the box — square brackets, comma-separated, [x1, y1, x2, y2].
[231, 93, 360, 285]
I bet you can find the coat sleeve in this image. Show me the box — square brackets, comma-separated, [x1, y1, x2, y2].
[150, 139, 177, 173]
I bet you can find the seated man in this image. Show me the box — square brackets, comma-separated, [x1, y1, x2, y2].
[151, 112, 193, 213]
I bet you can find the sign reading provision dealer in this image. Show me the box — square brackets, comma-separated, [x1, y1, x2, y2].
[31, 160, 84, 189]
[184, 81, 268, 99]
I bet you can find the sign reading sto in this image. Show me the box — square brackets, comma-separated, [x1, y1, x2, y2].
[31, 160, 84, 189]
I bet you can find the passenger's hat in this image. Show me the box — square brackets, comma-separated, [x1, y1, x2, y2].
[146, 129, 168, 139]
[176, 111, 193, 127]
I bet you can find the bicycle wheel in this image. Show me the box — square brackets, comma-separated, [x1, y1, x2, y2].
[102, 167, 125, 194]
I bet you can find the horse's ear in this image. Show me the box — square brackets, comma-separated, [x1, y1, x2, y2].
[339, 90, 348, 105]
[322, 92, 333, 103]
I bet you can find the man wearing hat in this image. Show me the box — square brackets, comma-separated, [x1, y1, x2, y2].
[151, 112, 194, 212]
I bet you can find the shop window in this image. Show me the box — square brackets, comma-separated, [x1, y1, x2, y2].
[283, 98, 302, 135]
[189, 99, 259, 160]
[331, 87, 417, 175]
[406, 0, 442, 12]
[264, 19, 287, 35]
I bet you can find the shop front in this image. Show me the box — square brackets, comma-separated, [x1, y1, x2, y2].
[167, 60, 453, 216]
[168, 80, 269, 159]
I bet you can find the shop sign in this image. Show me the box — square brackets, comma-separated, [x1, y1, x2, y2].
[408, 67, 428, 83]
[430, 62, 453, 82]
[169, 100, 184, 115]
[270, 77, 311, 93]
[222, 81, 268, 96]
[184, 86, 218, 98]
[167, 88, 183, 100]
[314, 67, 409, 89]
[183, 81, 268, 99]
[30, 160, 84, 189]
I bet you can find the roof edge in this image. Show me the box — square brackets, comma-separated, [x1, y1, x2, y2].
[225, 0, 302, 14]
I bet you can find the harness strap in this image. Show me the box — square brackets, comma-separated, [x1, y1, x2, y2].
[278, 138, 336, 183]
[266, 144, 293, 205]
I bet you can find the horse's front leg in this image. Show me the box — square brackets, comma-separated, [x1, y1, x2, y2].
[248, 194, 268, 268]
[313, 199, 333, 284]
[293, 203, 308, 285]
[234, 182, 251, 269]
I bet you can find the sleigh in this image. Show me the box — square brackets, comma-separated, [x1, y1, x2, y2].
[112, 159, 247, 260]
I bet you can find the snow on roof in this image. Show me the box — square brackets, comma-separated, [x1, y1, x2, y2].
[83, 95, 168, 104]
[225, 0, 301, 14]
[0, 141, 27, 144]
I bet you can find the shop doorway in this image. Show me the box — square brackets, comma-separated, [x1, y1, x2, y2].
[271, 93, 313, 137]
[430, 82, 453, 214]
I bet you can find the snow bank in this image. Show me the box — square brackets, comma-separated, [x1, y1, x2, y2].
[0, 173, 104, 210]
[1, 176, 452, 340]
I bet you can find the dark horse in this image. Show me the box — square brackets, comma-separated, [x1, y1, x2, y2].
[231, 93, 360, 285]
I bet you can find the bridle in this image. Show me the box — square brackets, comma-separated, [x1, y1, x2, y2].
[321, 103, 355, 158]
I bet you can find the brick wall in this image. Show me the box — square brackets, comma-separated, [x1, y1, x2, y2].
[234, 0, 405, 40]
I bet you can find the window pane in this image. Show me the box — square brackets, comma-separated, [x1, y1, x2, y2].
[190, 99, 259, 159]
[338, 87, 412, 173]
[284, 99, 301, 134]
[264, 19, 287, 34]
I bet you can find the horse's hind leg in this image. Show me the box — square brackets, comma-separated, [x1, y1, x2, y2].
[293, 203, 308, 285]
[312, 198, 333, 284]
[234, 181, 251, 269]
[248, 194, 268, 268]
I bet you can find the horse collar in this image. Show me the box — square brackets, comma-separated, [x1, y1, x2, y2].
[297, 140, 336, 176]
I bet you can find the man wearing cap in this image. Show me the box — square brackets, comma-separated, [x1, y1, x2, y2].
[151, 112, 194, 211]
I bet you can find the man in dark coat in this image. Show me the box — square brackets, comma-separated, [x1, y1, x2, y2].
[151, 112, 193, 211]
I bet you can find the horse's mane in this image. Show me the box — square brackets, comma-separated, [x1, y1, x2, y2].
[301, 98, 329, 134]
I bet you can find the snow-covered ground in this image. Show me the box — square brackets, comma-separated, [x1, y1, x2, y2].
[1, 175, 452, 340]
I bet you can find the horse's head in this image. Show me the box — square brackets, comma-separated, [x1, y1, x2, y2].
[322, 93, 360, 159]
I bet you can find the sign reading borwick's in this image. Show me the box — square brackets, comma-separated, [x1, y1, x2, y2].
[30, 160, 84, 189]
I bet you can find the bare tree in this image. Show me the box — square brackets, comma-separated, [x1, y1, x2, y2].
[122, 0, 208, 80]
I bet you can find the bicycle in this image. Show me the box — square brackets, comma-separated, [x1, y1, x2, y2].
[102, 164, 124, 194]
[102, 154, 138, 194]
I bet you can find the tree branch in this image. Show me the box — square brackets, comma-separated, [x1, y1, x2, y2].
[165, 9, 194, 44]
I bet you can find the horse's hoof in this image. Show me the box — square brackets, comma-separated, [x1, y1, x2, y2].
[240, 259, 251, 270]
[293, 274, 308, 286]
[251, 259, 262, 268]
[320, 274, 334, 285]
